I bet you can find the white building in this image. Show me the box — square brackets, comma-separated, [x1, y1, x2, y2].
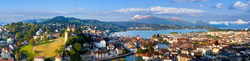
[55, 54, 62, 61]
[142, 51, 158, 61]
[115, 47, 123, 55]
[94, 50, 108, 59]
[34, 56, 44, 61]
[94, 39, 106, 48]
[7, 38, 14, 44]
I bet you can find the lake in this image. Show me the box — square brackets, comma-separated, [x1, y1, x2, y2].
[111, 29, 208, 38]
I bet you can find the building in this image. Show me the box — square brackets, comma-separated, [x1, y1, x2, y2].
[7, 38, 14, 44]
[93, 38, 106, 48]
[107, 43, 115, 50]
[115, 47, 123, 55]
[93, 50, 108, 59]
[34, 56, 44, 61]
[164, 56, 172, 61]
[159, 49, 170, 56]
[177, 54, 196, 61]
[67, 23, 70, 31]
[55, 53, 62, 61]
[142, 51, 158, 61]
[65, 31, 68, 42]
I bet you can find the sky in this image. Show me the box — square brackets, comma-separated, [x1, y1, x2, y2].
[0, 0, 250, 22]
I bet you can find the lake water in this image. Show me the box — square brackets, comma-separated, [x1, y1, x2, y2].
[111, 29, 208, 38]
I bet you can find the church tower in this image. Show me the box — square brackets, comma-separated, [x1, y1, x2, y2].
[65, 24, 69, 42]
[67, 23, 70, 31]
[137, 34, 139, 39]
[55, 53, 62, 61]
[65, 31, 68, 42]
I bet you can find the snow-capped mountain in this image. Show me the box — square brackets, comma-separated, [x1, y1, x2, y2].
[208, 19, 250, 28]
[234, 19, 249, 24]
[167, 17, 182, 21]
[126, 15, 210, 26]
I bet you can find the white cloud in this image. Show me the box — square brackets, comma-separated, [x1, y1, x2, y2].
[200, 4, 209, 7]
[77, 7, 85, 10]
[172, 0, 209, 3]
[189, 0, 209, 2]
[229, 1, 248, 10]
[212, 3, 225, 9]
[114, 6, 204, 15]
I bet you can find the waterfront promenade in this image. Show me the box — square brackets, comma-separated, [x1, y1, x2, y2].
[98, 52, 135, 61]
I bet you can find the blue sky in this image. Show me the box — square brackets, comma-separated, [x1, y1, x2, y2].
[0, 0, 249, 22]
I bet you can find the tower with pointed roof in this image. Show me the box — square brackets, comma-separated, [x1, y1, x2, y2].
[67, 23, 70, 31]
[55, 53, 62, 61]
[137, 34, 139, 39]
[65, 24, 69, 42]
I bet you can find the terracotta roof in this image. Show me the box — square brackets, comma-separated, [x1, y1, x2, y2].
[159, 49, 169, 53]
[54, 33, 61, 36]
[55, 53, 62, 58]
[142, 51, 158, 57]
[34, 56, 44, 59]
[67, 23, 70, 29]
[164, 56, 172, 60]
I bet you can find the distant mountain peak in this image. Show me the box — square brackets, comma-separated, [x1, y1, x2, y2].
[127, 15, 155, 21]
[234, 19, 249, 24]
[160, 17, 166, 19]
[167, 17, 182, 21]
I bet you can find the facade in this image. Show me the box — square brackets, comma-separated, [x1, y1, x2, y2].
[34, 56, 44, 61]
[7, 38, 14, 44]
[115, 47, 123, 55]
[94, 39, 106, 48]
[65, 31, 68, 42]
[107, 43, 115, 50]
[142, 51, 158, 61]
[177, 54, 195, 61]
[93, 50, 108, 59]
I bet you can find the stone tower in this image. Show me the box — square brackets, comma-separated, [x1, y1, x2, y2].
[65, 24, 69, 42]
[65, 31, 68, 42]
[67, 23, 70, 31]
[55, 53, 62, 61]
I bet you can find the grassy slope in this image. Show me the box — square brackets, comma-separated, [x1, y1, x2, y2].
[33, 37, 65, 58]
[19, 45, 38, 59]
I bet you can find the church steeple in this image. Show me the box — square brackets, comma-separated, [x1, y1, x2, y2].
[67, 23, 70, 31]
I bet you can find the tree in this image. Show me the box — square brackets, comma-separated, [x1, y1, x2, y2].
[143, 41, 146, 49]
[45, 58, 52, 61]
[215, 41, 219, 45]
[148, 42, 153, 51]
[73, 43, 82, 51]
[194, 42, 199, 45]
[103, 37, 110, 42]
[15, 53, 20, 60]
[54, 49, 60, 53]
[30, 38, 35, 46]
[35, 38, 40, 42]
[201, 42, 206, 45]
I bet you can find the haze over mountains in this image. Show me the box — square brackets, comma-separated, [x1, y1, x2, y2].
[126, 15, 210, 26]
[1, 15, 249, 29]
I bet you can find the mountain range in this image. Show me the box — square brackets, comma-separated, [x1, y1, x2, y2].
[208, 19, 250, 28]
[126, 15, 210, 26]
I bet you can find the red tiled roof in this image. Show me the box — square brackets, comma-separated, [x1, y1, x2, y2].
[34, 56, 44, 59]
[55, 53, 62, 58]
